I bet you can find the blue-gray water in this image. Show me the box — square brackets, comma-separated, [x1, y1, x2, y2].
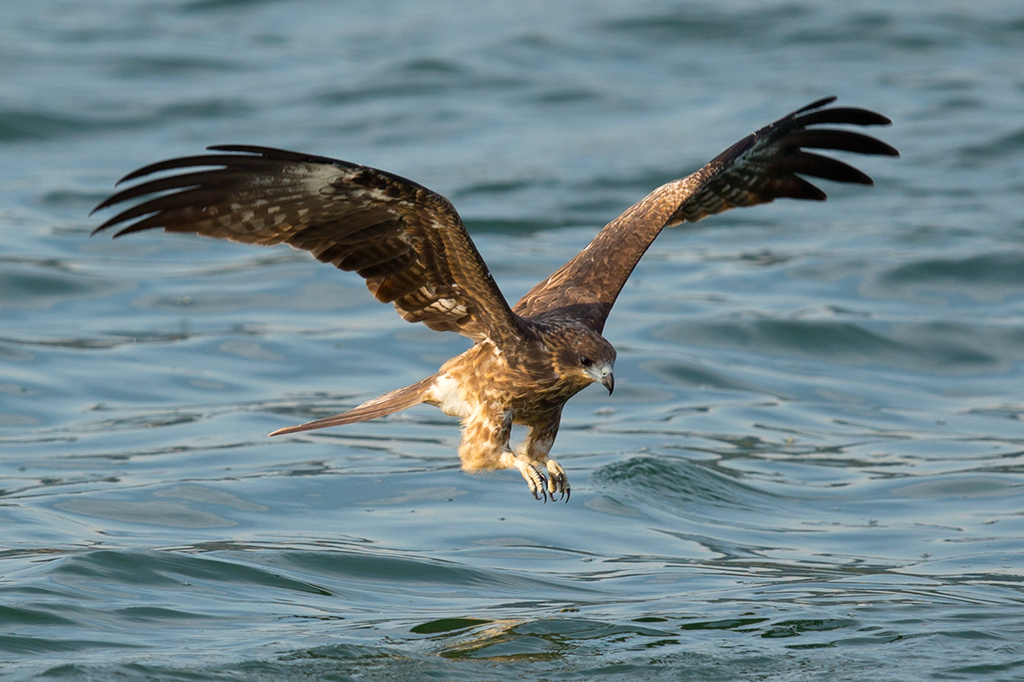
[3, 1, 1024, 679]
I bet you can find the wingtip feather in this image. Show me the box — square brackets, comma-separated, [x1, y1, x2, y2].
[794, 96, 838, 115]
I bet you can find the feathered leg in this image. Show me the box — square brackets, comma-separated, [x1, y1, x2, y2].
[520, 410, 569, 502]
[457, 408, 550, 501]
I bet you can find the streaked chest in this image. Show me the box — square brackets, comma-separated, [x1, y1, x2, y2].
[425, 343, 563, 418]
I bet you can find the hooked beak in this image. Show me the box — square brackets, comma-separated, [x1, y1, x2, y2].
[585, 362, 614, 395]
[602, 372, 614, 395]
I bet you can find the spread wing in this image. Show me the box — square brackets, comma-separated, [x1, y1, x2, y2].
[93, 146, 523, 345]
[513, 97, 899, 331]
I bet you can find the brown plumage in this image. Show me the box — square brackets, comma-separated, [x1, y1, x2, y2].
[93, 97, 898, 501]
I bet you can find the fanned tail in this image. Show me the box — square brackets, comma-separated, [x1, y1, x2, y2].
[269, 374, 438, 436]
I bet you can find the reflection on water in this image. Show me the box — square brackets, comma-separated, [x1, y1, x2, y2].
[2, 0, 1024, 679]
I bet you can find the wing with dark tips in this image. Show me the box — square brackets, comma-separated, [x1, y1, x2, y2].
[666, 97, 898, 223]
[93, 146, 523, 345]
[513, 97, 899, 331]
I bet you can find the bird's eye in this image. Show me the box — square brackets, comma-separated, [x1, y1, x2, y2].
[578, 355, 593, 368]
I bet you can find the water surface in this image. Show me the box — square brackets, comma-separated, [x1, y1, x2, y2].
[3, 1, 1024, 679]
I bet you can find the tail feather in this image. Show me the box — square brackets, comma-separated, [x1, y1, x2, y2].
[269, 374, 437, 436]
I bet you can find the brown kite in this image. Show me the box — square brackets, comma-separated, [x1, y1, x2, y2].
[93, 97, 898, 502]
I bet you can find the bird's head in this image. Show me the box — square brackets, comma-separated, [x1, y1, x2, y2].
[549, 327, 616, 395]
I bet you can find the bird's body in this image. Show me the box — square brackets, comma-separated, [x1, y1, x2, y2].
[94, 97, 897, 501]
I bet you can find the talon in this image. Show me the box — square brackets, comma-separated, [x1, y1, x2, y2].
[508, 454, 547, 501]
[545, 460, 571, 503]
[501, 451, 553, 502]
[529, 469, 548, 503]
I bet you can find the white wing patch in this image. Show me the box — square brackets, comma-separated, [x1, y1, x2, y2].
[426, 297, 466, 315]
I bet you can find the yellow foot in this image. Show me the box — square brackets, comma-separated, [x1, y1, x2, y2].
[546, 459, 570, 502]
[499, 451, 549, 502]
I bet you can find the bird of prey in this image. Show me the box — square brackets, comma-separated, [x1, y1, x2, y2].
[93, 97, 897, 502]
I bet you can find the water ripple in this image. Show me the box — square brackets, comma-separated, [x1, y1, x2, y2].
[4, 0, 1024, 679]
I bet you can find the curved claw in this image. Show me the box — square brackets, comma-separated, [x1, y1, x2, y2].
[524, 466, 548, 503]
[501, 451, 549, 502]
[546, 460, 571, 503]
